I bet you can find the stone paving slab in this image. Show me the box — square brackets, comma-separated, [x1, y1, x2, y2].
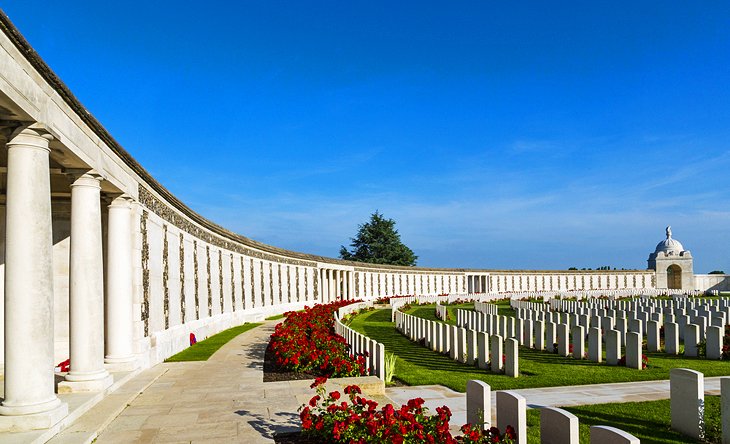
[80, 321, 393, 443]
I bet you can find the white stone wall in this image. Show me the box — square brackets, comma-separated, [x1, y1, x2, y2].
[694, 274, 730, 292]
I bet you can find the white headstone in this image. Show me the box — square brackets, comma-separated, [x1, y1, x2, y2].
[467, 329, 477, 365]
[524, 319, 534, 349]
[546, 321, 557, 353]
[707, 325, 723, 360]
[477, 332, 489, 369]
[588, 327, 602, 363]
[721, 377, 730, 444]
[505, 338, 519, 378]
[685, 324, 700, 358]
[670, 368, 704, 440]
[590, 426, 640, 444]
[535, 320, 545, 351]
[540, 407, 578, 444]
[557, 323, 570, 357]
[466, 380, 491, 430]
[496, 391, 526, 444]
[665, 322, 679, 355]
[491, 335, 504, 373]
[606, 329, 621, 366]
[572, 325, 585, 360]
[625, 331, 642, 370]
[647, 320, 660, 353]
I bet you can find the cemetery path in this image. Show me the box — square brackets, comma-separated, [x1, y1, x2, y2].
[386, 376, 726, 423]
[50, 320, 310, 444]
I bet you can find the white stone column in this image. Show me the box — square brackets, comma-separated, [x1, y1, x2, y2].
[0, 125, 68, 425]
[348, 271, 355, 300]
[333, 269, 340, 300]
[60, 171, 113, 392]
[341, 271, 347, 300]
[104, 195, 137, 370]
[322, 269, 328, 302]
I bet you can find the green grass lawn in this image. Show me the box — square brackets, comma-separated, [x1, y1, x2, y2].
[524, 397, 721, 444]
[265, 313, 286, 321]
[349, 308, 730, 392]
[165, 322, 262, 362]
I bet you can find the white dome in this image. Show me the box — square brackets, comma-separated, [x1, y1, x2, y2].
[655, 238, 684, 254]
[654, 226, 685, 255]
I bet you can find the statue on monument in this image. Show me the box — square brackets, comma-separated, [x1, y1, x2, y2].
[666, 225, 672, 239]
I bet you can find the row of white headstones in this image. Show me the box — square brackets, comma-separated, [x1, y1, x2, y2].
[465, 368, 727, 443]
[396, 296, 729, 378]
[509, 297, 729, 362]
[393, 309, 519, 377]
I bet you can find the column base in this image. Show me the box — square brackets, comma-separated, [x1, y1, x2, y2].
[104, 356, 139, 372]
[58, 373, 113, 393]
[0, 401, 68, 432]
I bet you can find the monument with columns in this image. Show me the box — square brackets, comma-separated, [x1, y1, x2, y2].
[647, 226, 695, 291]
[0, 8, 727, 436]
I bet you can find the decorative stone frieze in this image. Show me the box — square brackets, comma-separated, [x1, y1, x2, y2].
[206, 246, 212, 316]
[240, 257, 246, 309]
[249, 259, 255, 307]
[163, 224, 169, 330]
[218, 250, 223, 313]
[193, 240, 200, 319]
[259, 260, 264, 305]
[138, 186, 316, 267]
[179, 233, 186, 323]
[230, 253, 235, 311]
[141, 210, 150, 336]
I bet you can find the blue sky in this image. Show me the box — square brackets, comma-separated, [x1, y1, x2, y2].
[5, 1, 730, 272]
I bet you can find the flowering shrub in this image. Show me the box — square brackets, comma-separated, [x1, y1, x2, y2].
[617, 354, 649, 369]
[722, 325, 730, 360]
[374, 296, 391, 304]
[460, 424, 516, 443]
[300, 378, 515, 443]
[268, 301, 368, 377]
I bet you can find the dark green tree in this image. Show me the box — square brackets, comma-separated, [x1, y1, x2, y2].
[339, 211, 417, 266]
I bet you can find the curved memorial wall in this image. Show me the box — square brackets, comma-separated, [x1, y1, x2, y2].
[0, 11, 659, 371]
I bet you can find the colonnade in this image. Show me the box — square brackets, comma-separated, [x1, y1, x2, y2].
[467, 275, 489, 294]
[0, 125, 135, 424]
[319, 268, 355, 302]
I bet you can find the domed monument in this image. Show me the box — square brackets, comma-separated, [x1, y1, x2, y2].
[647, 226, 694, 290]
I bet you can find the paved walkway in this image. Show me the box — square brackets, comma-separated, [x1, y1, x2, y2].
[52, 321, 312, 444]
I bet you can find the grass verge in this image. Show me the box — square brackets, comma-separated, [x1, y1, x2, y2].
[525, 397, 720, 443]
[165, 322, 262, 362]
[349, 308, 730, 391]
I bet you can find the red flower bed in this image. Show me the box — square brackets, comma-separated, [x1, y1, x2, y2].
[269, 301, 368, 378]
[301, 378, 515, 443]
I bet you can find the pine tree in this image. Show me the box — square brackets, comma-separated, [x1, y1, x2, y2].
[339, 211, 417, 266]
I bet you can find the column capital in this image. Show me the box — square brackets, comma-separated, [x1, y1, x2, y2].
[65, 169, 104, 188]
[108, 193, 134, 208]
[6, 123, 56, 151]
